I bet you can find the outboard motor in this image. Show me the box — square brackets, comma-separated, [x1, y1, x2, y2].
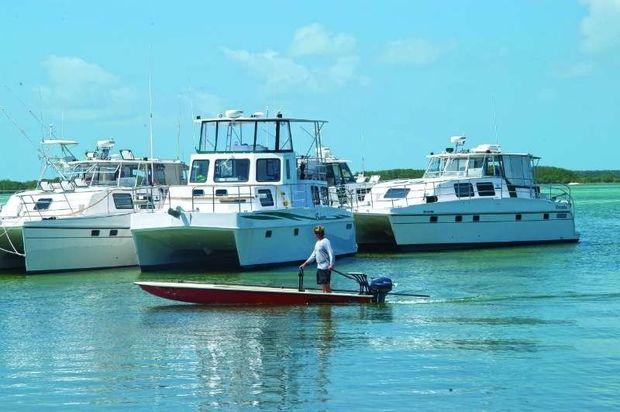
[369, 277, 393, 303]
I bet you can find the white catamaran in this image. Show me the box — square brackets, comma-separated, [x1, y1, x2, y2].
[130, 110, 357, 270]
[0, 139, 186, 272]
[353, 136, 579, 249]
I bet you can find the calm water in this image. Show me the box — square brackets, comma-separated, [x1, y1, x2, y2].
[1, 185, 619, 410]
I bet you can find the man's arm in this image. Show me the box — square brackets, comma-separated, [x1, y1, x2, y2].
[300, 250, 316, 268]
[325, 239, 335, 270]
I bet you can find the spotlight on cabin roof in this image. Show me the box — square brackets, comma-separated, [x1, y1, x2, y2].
[450, 135, 466, 145]
[250, 112, 264, 118]
[96, 139, 115, 149]
[224, 109, 244, 119]
[472, 144, 501, 153]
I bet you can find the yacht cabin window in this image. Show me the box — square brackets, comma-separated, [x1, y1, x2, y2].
[257, 189, 275, 207]
[190, 160, 210, 183]
[503, 155, 534, 187]
[476, 182, 496, 196]
[153, 164, 167, 185]
[214, 159, 250, 182]
[384, 188, 410, 199]
[425, 157, 446, 177]
[320, 186, 329, 205]
[256, 158, 281, 182]
[34, 198, 53, 211]
[444, 158, 468, 175]
[466, 157, 484, 177]
[92, 165, 119, 186]
[484, 156, 503, 177]
[454, 183, 474, 198]
[113, 193, 134, 209]
[326, 163, 356, 186]
[311, 186, 321, 205]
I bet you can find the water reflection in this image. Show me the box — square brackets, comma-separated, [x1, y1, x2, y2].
[138, 303, 359, 409]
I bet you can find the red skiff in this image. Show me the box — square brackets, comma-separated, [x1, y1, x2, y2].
[135, 281, 374, 305]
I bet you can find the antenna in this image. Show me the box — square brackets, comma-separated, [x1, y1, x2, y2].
[491, 96, 499, 145]
[4, 84, 48, 134]
[147, 45, 155, 186]
[38, 86, 45, 140]
[176, 116, 181, 160]
[148, 73, 154, 160]
[0, 106, 68, 180]
[360, 130, 365, 173]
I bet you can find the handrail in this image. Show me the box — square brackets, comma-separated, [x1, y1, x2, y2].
[4, 185, 171, 221]
[170, 181, 329, 214]
[350, 177, 574, 212]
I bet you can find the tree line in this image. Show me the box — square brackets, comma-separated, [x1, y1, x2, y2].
[1, 166, 619, 192]
[364, 167, 620, 184]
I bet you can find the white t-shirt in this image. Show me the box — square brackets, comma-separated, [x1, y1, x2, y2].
[305, 238, 335, 270]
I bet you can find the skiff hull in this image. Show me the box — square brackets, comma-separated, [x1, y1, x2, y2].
[136, 281, 373, 305]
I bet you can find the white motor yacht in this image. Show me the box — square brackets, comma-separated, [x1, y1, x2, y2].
[320, 147, 379, 209]
[130, 110, 357, 270]
[0, 139, 186, 272]
[354, 136, 579, 249]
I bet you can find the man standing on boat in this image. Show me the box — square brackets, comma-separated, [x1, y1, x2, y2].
[300, 225, 334, 293]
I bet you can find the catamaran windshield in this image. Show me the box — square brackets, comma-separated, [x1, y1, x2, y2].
[424, 157, 447, 178]
[199, 120, 293, 153]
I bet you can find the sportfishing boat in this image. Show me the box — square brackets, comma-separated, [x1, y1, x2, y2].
[135, 270, 396, 305]
[354, 136, 579, 249]
[130, 110, 357, 270]
[321, 147, 379, 209]
[0, 139, 186, 272]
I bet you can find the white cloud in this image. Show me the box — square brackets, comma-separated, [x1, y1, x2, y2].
[290, 23, 356, 57]
[380, 37, 450, 66]
[179, 88, 223, 117]
[223, 48, 319, 92]
[552, 61, 596, 78]
[40, 55, 136, 120]
[580, 0, 620, 53]
[222, 24, 365, 94]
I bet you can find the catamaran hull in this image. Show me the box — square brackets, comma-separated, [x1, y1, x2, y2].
[131, 208, 357, 270]
[355, 198, 579, 250]
[0, 226, 25, 270]
[22, 213, 137, 273]
[136, 281, 373, 305]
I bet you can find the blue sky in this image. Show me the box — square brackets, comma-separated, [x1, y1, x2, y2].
[1, 0, 619, 180]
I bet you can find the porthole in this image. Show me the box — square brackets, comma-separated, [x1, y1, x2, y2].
[109, 229, 118, 237]
[543, 213, 549, 220]
[429, 216, 438, 223]
[294, 228, 299, 236]
[516, 214, 522, 221]
[455, 215, 463, 223]
[91, 230, 100, 237]
[473, 215, 480, 222]
[265, 230, 272, 238]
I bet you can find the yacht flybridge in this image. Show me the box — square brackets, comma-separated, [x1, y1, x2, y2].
[354, 136, 579, 249]
[130, 110, 357, 270]
[0, 139, 186, 272]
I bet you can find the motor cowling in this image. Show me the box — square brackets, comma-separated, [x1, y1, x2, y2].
[369, 277, 393, 303]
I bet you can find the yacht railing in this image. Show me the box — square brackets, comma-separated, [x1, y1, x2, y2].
[166, 182, 329, 214]
[348, 178, 574, 211]
[5, 186, 170, 222]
